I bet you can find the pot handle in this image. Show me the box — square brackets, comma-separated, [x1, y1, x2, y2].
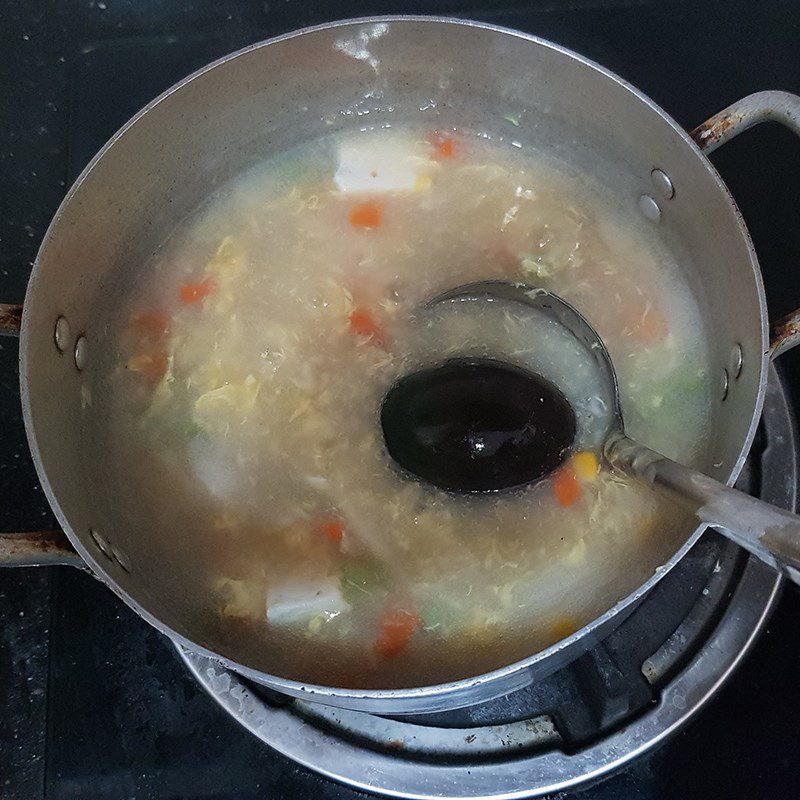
[0, 301, 85, 568]
[0, 303, 23, 335]
[690, 90, 800, 358]
[0, 529, 85, 568]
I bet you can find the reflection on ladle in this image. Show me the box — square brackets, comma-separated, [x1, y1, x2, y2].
[411, 280, 800, 584]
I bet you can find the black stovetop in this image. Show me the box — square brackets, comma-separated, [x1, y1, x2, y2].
[2, 2, 800, 799]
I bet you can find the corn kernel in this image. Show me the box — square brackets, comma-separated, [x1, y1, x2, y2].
[572, 451, 599, 480]
[413, 173, 432, 192]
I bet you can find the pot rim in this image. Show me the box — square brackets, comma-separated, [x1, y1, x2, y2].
[20, 14, 768, 708]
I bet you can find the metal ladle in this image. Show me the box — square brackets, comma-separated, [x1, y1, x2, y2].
[427, 280, 800, 585]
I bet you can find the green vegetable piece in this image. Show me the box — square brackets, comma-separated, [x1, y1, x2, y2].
[340, 558, 389, 606]
[179, 418, 207, 441]
[420, 599, 463, 632]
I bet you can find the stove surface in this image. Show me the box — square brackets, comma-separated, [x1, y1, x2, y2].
[2, 2, 800, 799]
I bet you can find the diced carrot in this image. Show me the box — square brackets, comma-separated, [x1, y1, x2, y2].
[179, 278, 214, 304]
[317, 519, 344, 545]
[571, 451, 599, 481]
[430, 133, 456, 159]
[626, 303, 668, 344]
[126, 351, 168, 388]
[375, 606, 422, 659]
[491, 242, 521, 276]
[132, 312, 170, 336]
[638, 305, 668, 343]
[349, 201, 383, 229]
[348, 307, 386, 345]
[438, 138, 455, 158]
[553, 464, 581, 507]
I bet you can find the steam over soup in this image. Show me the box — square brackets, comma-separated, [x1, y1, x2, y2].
[90, 128, 711, 688]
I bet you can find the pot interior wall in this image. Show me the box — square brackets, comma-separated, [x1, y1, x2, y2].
[22, 19, 766, 696]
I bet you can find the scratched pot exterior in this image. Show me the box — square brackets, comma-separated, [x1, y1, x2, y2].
[18, 18, 776, 713]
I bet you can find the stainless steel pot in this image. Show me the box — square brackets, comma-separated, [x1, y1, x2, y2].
[2, 17, 800, 714]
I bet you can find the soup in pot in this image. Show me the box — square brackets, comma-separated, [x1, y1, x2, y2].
[89, 127, 712, 688]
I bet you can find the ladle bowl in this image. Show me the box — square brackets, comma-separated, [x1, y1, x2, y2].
[425, 280, 800, 584]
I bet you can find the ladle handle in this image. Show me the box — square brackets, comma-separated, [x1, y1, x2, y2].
[606, 434, 800, 586]
[0, 529, 84, 569]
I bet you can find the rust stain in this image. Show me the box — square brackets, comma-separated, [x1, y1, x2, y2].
[465, 734, 477, 744]
[387, 739, 405, 751]
[0, 529, 82, 568]
[770, 311, 800, 352]
[0, 303, 23, 334]
[7, 530, 73, 555]
[691, 113, 738, 148]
